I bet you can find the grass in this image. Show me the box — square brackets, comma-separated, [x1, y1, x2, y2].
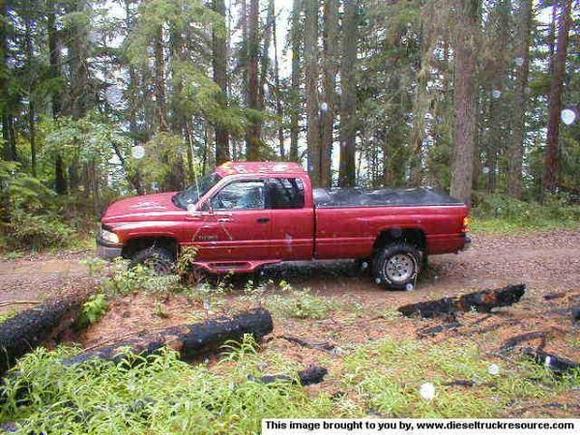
[266, 289, 339, 320]
[1, 335, 577, 433]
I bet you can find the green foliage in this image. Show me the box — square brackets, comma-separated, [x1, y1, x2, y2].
[7, 211, 74, 250]
[0, 310, 17, 324]
[343, 338, 578, 418]
[267, 288, 337, 320]
[0, 345, 335, 433]
[77, 294, 109, 328]
[471, 194, 580, 233]
[1, 336, 576, 431]
[101, 258, 182, 296]
[41, 114, 132, 171]
[0, 161, 75, 251]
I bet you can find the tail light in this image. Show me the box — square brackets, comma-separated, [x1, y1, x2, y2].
[462, 216, 470, 232]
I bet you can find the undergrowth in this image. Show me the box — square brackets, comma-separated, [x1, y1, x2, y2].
[0, 335, 577, 432]
[471, 194, 580, 233]
[342, 338, 579, 418]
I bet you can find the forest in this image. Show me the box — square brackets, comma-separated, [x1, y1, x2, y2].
[0, 0, 578, 249]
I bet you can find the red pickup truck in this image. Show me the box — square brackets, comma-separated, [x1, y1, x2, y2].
[97, 161, 470, 290]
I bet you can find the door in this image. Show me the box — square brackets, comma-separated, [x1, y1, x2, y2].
[190, 179, 272, 261]
[267, 177, 314, 260]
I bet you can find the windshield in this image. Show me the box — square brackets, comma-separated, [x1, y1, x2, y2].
[173, 173, 222, 209]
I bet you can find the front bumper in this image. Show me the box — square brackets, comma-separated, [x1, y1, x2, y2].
[96, 237, 123, 260]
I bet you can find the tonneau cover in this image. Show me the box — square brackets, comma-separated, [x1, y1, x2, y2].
[313, 187, 464, 208]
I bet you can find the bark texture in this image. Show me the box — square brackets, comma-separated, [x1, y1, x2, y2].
[508, 0, 533, 198]
[398, 284, 526, 319]
[320, 0, 338, 187]
[304, 0, 321, 184]
[543, 0, 572, 194]
[339, 0, 358, 187]
[213, 0, 230, 165]
[289, 0, 302, 162]
[450, 0, 479, 205]
[0, 296, 88, 376]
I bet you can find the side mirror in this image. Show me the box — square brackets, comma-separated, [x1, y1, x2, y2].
[186, 203, 197, 215]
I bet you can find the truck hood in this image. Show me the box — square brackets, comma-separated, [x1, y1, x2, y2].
[102, 192, 182, 223]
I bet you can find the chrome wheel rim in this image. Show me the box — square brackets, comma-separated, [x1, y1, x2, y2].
[384, 253, 415, 283]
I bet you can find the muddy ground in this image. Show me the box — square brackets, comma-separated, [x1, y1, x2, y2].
[1, 229, 579, 416]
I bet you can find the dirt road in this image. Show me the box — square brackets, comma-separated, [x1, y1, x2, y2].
[1, 229, 579, 309]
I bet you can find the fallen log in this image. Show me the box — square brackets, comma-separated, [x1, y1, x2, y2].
[62, 308, 273, 366]
[500, 331, 547, 353]
[0, 295, 87, 377]
[280, 335, 336, 353]
[417, 321, 462, 338]
[249, 365, 328, 386]
[522, 348, 578, 375]
[398, 284, 526, 319]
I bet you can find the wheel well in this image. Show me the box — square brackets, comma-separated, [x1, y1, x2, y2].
[122, 237, 179, 259]
[373, 228, 426, 253]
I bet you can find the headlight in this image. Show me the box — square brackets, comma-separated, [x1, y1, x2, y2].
[100, 228, 119, 244]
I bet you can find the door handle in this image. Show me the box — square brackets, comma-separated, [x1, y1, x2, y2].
[257, 217, 270, 224]
[218, 217, 231, 223]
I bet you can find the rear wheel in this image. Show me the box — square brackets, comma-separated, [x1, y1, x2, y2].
[373, 243, 420, 290]
[130, 247, 176, 275]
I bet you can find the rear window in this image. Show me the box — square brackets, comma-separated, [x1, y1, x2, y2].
[268, 178, 305, 209]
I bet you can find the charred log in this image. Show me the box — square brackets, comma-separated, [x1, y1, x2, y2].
[398, 284, 526, 319]
[544, 292, 567, 301]
[522, 348, 578, 374]
[249, 365, 328, 386]
[500, 331, 547, 353]
[572, 307, 579, 322]
[417, 321, 462, 338]
[0, 295, 87, 376]
[62, 308, 273, 366]
[280, 335, 336, 352]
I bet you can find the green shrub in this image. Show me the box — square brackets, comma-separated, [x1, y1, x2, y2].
[472, 194, 580, 233]
[101, 258, 182, 296]
[76, 294, 109, 328]
[7, 211, 74, 250]
[267, 289, 337, 320]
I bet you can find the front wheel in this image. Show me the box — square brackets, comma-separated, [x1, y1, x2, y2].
[373, 243, 421, 290]
[130, 247, 176, 275]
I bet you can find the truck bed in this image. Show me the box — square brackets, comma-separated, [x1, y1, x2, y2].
[313, 187, 464, 208]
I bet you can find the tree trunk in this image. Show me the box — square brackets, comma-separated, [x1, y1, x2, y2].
[272, 1, 285, 159]
[289, 0, 302, 162]
[449, 0, 479, 205]
[304, 0, 321, 184]
[48, 2, 67, 194]
[320, 0, 338, 187]
[245, 0, 261, 160]
[154, 27, 168, 132]
[543, 0, 572, 194]
[508, 0, 533, 199]
[213, 0, 230, 165]
[338, 0, 358, 187]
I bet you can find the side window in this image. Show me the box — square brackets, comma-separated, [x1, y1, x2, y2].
[211, 180, 265, 210]
[268, 178, 305, 209]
